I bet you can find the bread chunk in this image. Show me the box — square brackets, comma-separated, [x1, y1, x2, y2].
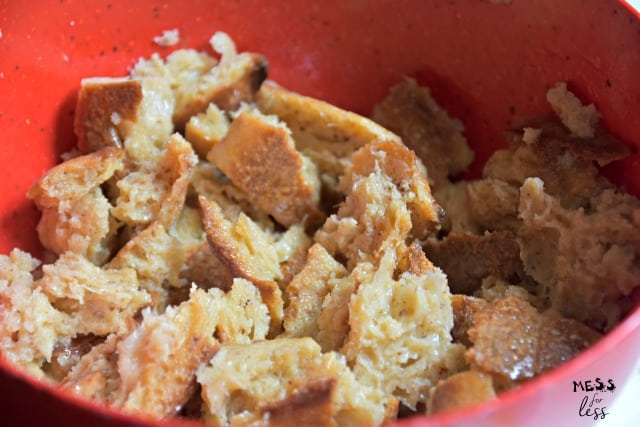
[61, 331, 124, 402]
[185, 103, 230, 158]
[372, 79, 473, 188]
[428, 371, 495, 414]
[282, 243, 351, 351]
[27, 147, 125, 264]
[190, 161, 274, 229]
[466, 296, 601, 390]
[423, 231, 523, 294]
[207, 107, 324, 228]
[108, 222, 183, 310]
[0, 249, 74, 376]
[112, 133, 198, 229]
[134, 32, 267, 129]
[518, 177, 640, 330]
[434, 179, 520, 235]
[39, 251, 150, 336]
[450, 294, 487, 347]
[74, 77, 175, 160]
[200, 196, 315, 333]
[546, 82, 600, 138]
[198, 338, 397, 427]
[341, 247, 465, 410]
[316, 141, 441, 269]
[256, 81, 401, 180]
[111, 289, 219, 417]
[484, 120, 628, 209]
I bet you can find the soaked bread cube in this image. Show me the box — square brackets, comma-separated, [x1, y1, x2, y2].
[111, 289, 219, 417]
[316, 141, 441, 269]
[466, 296, 601, 390]
[135, 32, 267, 128]
[0, 249, 74, 376]
[282, 243, 352, 351]
[39, 251, 150, 336]
[200, 196, 312, 333]
[341, 247, 465, 410]
[112, 133, 198, 229]
[519, 177, 640, 330]
[27, 147, 125, 264]
[372, 79, 473, 188]
[423, 231, 523, 294]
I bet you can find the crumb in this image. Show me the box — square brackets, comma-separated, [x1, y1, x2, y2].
[153, 29, 180, 47]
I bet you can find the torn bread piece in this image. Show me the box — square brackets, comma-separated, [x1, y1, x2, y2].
[197, 338, 397, 427]
[185, 103, 230, 158]
[433, 178, 520, 235]
[316, 141, 441, 269]
[341, 247, 465, 410]
[546, 82, 600, 138]
[107, 221, 183, 311]
[282, 243, 352, 352]
[450, 294, 488, 347]
[110, 288, 218, 417]
[200, 196, 312, 333]
[112, 133, 198, 229]
[428, 371, 496, 414]
[189, 160, 274, 229]
[63, 281, 269, 411]
[372, 78, 473, 188]
[519, 177, 640, 330]
[256, 81, 401, 182]
[207, 106, 324, 228]
[466, 296, 601, 391]
[484, 118, 629, 209]
[0, 249, 74, 376]
[74, 76, 175, 160]
[61, 331, 124, 402]
[39, 251, 150, 337]
[27, 147, 125, 264]
[134, 32, 267, 129]
[423, 231, 523, 295]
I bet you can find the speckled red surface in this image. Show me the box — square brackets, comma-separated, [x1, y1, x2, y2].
[0, 1, 639, 426]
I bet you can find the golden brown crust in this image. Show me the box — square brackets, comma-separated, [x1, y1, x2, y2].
[424, 231, 523, 294]
[347, 139, 442, 239]
[450, 294, 487, 347]
[199, 196, 284, 333]
[466, 296, 601, 389]
[27, 147, 125, 210]
[173, 52, 267, 128]
[207, 109, 324, 228]
[372, 78, 473, 188]
[256, 81, 401, 181]
[485, 120, 629, 209]
[74, 78, 143, 154]
[282, 243, 348, 347]
[428, 371, 496, 414]
[113, 291, 219, 417]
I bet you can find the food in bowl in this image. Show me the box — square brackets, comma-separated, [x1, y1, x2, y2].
[1, 32, 639, 425]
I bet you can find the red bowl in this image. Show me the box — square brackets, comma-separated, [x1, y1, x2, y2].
[1, 1, 639, 426]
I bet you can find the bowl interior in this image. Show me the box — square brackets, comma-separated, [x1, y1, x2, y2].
[1, 0, 640, 425]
